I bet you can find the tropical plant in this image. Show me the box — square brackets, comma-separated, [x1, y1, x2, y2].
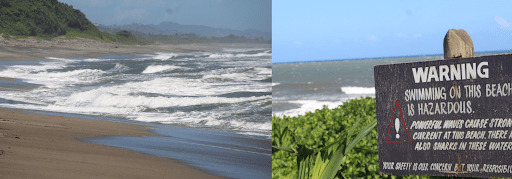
[272, 97, 380, 178]
[271, 97, 495, 179]
[274, 117, 376, 179]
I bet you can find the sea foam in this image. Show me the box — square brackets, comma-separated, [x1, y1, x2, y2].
[341, 86, 375, 94]
[142, 65, 180, 74]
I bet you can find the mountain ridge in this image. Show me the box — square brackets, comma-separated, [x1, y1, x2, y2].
[99, 22, 271, 40]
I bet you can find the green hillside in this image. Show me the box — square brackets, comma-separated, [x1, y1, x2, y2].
[0, 0, 151, 45]
[0, 0, 101, 38]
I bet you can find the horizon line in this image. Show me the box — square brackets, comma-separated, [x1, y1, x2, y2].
[272, 49, 512, 64]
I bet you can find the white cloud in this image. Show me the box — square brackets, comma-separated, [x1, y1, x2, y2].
[295, 41, 303, 45]
[494, 15, 510, 28]
[368, 35, 377, 42]
[413, 33, 422, 37]
[398, 33, 408, 38]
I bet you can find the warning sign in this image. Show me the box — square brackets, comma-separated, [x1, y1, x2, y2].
[385, 100, 411, 143]
[375, 54, 512, 178]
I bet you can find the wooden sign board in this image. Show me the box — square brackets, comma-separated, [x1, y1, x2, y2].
[375, 54, 512, 178]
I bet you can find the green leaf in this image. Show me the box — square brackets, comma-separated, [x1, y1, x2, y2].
[345, 120, 377, 155]
[272, 145, 295, 153]
[311, 152, 328, 179]
[320, 141, 346, 179]
[347, 117, 362, 137]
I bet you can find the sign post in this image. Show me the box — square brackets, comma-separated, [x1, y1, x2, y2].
[375, 54, 512, 178]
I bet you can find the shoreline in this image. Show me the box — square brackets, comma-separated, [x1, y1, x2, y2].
[0, 108, 225, 179]
[0, 36, 270, 61]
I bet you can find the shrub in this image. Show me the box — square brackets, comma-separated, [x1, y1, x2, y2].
[271, 97, 489, 179]
[116, 30, 132, 38]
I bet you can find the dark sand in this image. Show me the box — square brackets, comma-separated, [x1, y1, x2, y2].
[0, 108, 225, 179]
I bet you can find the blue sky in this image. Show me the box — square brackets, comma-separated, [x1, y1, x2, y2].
[273, 1, 512, 63]
[58, 0, 271, 32]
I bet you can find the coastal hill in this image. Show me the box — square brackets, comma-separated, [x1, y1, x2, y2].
[0, 0, 102, 38]
[0, 0, 152, 45]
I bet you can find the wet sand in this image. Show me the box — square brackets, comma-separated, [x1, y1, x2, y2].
[0, 108, 225, 179]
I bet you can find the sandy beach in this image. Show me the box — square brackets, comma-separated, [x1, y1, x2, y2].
[0, 38, 268, 178]
[0, 108, 225, 179]
[0, 36, 247, 61]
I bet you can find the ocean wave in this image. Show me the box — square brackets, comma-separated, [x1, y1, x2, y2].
[341, 86, 375, 94]
[272, 100, 349, 118]
[255, 67, 272, 75]
[153, 52, 178, 60]
[235, 50, 272, 57]
[57, 85, 270, 108]
[134, 112, 271, 134]
[87, 95, 271, 108]
[0, 48, 272, 137]
[207, 53, 235, 58]
[0, 68, 105, 88]
[142, 65, 180, 74]
[120, 77, 270, 96]
[106, 63, 130, 73]
[222, 48, 269, 53]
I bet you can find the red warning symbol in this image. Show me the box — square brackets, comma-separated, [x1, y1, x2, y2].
[385, 100, 411, 143]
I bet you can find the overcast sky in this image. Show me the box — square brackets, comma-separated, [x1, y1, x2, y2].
[58, 0, 271, 32]
[273, 1, 512, 63]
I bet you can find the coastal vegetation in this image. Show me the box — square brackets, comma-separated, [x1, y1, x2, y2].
[98, 26, 270, 44]
[98, 25, 210, 44]
[0, 0, 101, 38]
[272, 97, 494, 179]
[97, 22, 272, 43]
[272, 97, 379, 178]
[0, 0, 151, 45]
[0, 0, 269, 45]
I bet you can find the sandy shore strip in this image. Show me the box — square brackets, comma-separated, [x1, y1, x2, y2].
[0, 108, 225, 179]
[0, 36, 270, 61]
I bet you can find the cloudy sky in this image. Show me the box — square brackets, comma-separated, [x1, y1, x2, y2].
[273, 1, 512, 63]
[58, 0, 271, 32]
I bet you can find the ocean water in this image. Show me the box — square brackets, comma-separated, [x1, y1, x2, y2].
[0, 48, 272, 136]
[272, 55, 445, 117]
